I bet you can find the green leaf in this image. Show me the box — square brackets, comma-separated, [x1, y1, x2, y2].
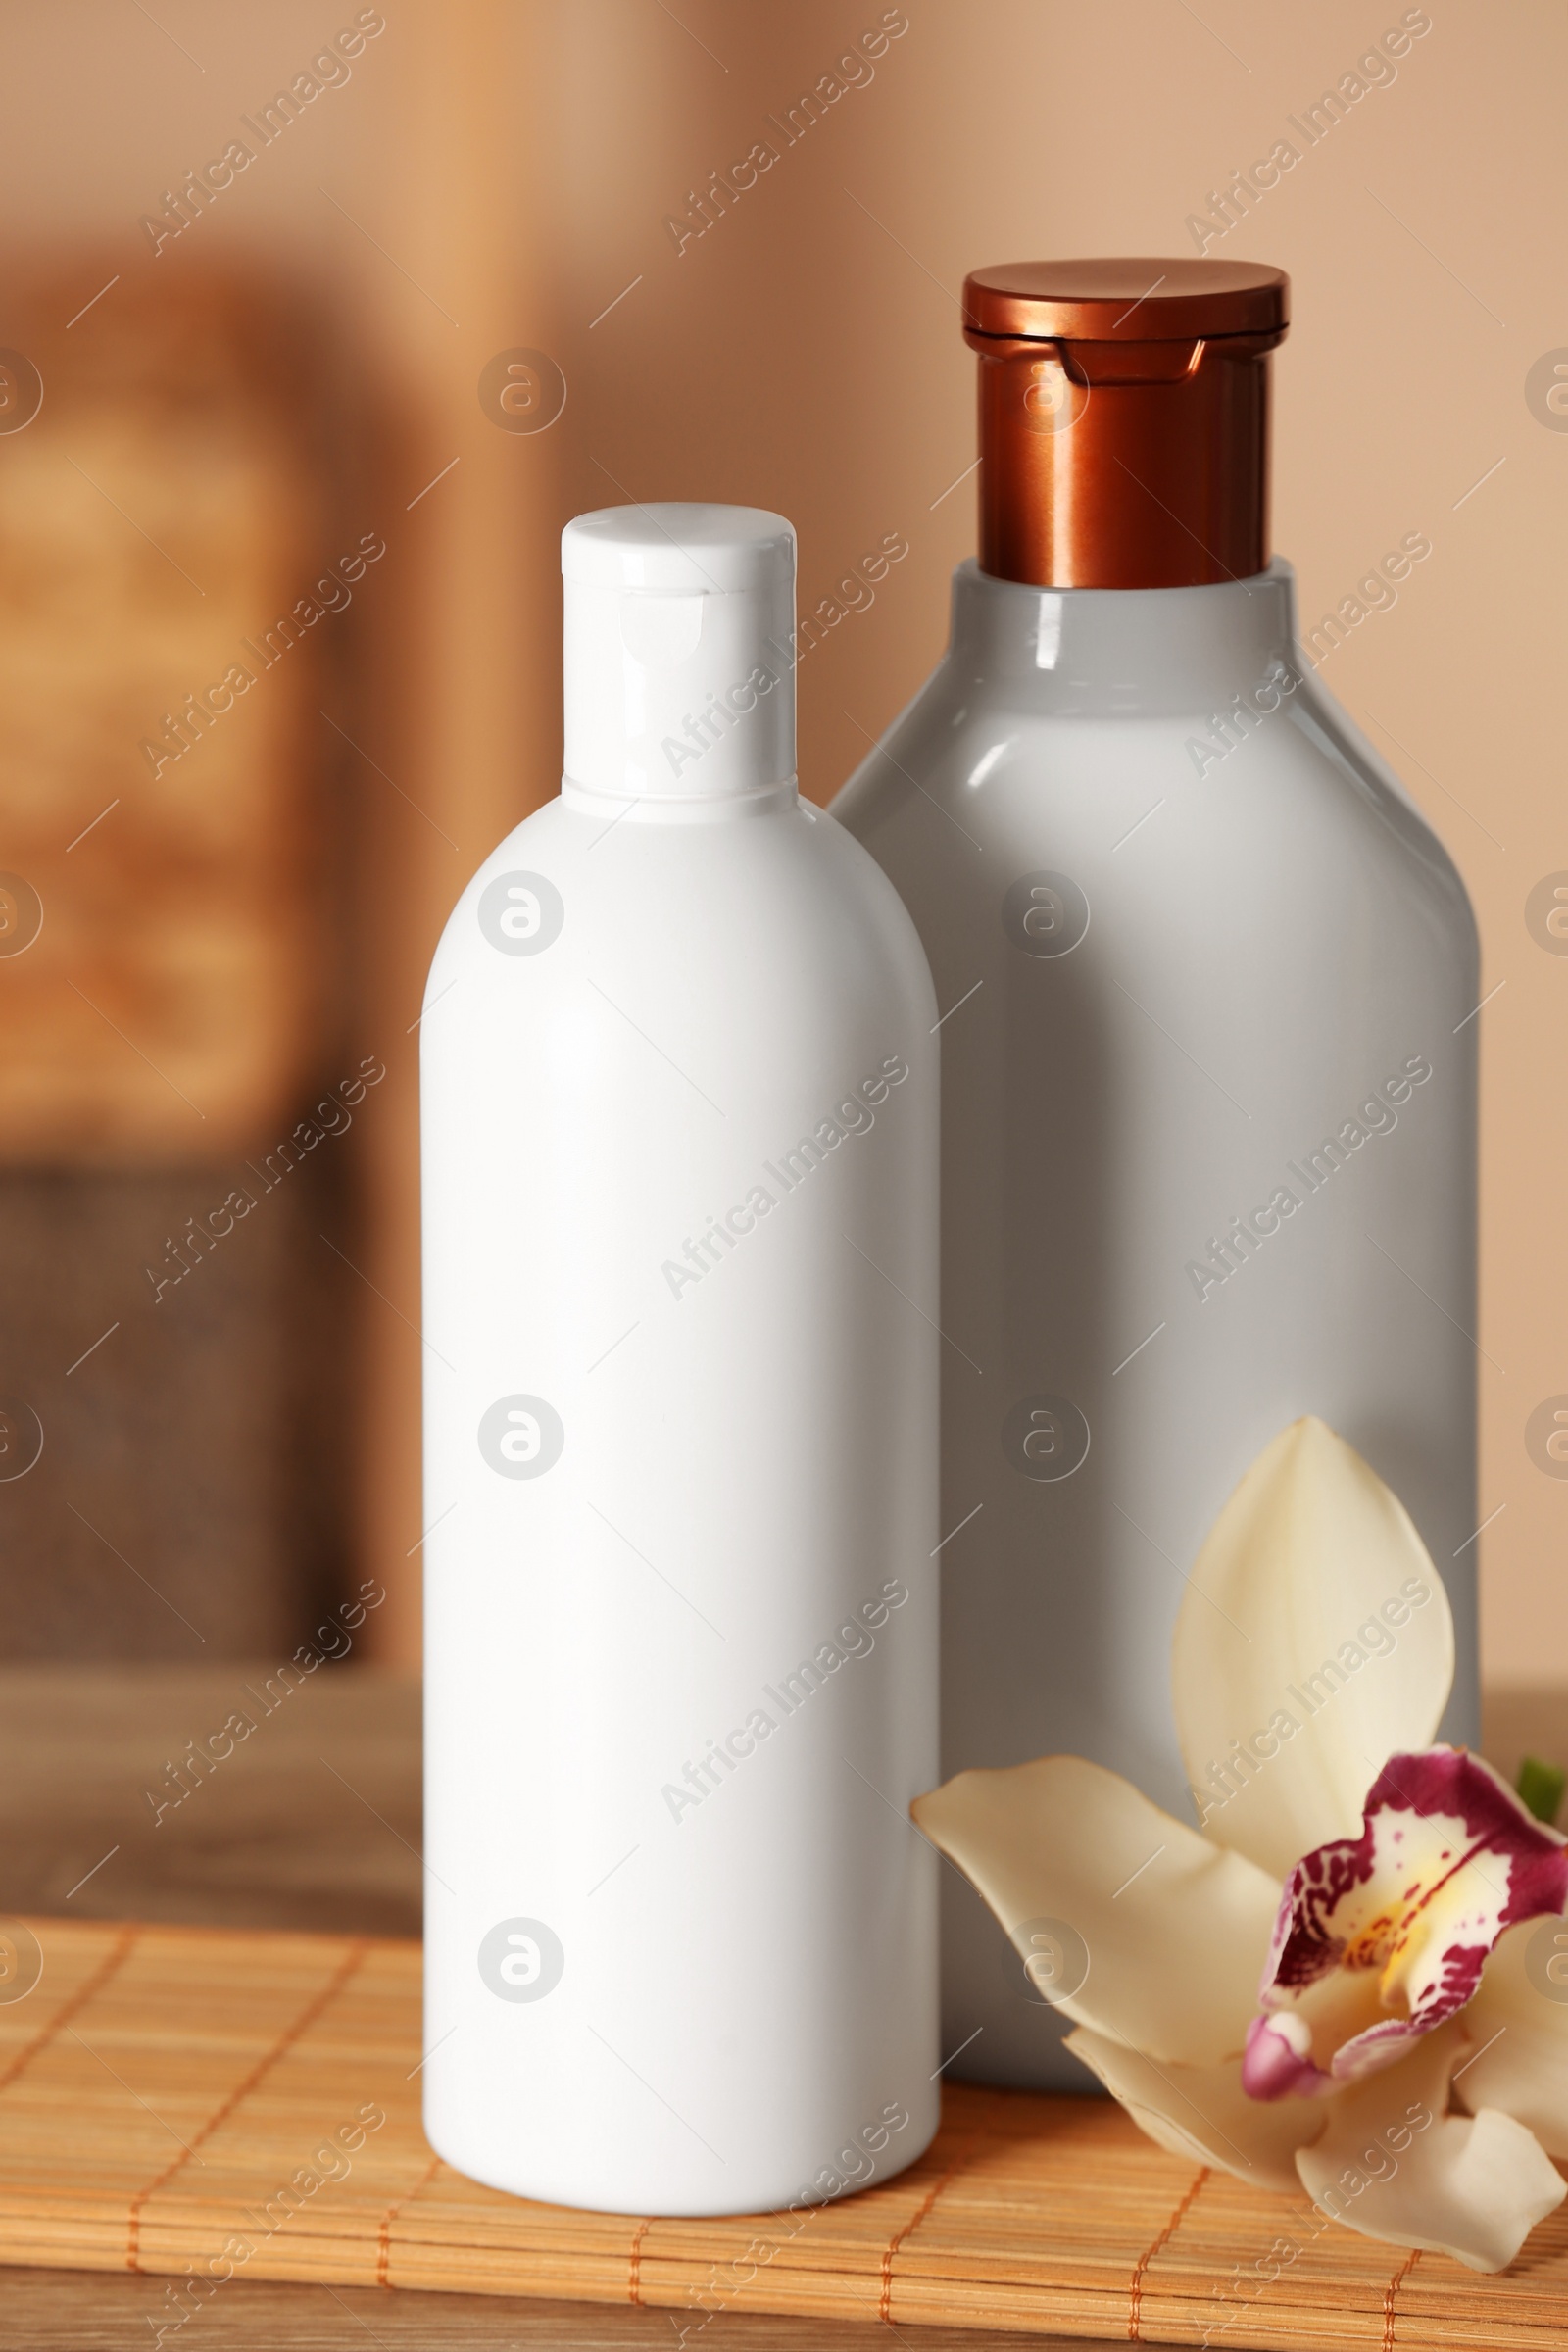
[1515, 1754, 1567, 1827]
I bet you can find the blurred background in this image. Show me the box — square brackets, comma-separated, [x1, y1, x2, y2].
[0, 0, 1560, 1693]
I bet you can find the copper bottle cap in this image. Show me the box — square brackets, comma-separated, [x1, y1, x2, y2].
[961, 259, 1290, 590]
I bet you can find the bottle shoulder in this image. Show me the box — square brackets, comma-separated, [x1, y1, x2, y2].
[833, 651, 1476, 951]
[1283, 672, 1478, 950]
[422, 792, 936, 1028]
[423, 795, 573, 998]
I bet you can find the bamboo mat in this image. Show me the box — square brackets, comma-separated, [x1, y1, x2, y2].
[1, 1918, 1565, 2346]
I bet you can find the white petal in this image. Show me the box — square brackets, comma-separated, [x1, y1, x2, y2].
[911, 1754, 1280, 2064]
[1296, 2023, 1565, 2274]
[1456, 1915, 1568, 2156]
[1067, 2026, 1322, 2192]
[1172, 1417, 1454, 1879]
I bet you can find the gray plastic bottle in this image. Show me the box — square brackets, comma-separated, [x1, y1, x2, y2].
[832, 259, 1478, 2090]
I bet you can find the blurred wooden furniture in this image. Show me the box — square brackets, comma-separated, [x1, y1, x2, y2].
[0, 267, 368, 1663]
[0, 270, 327, 1160]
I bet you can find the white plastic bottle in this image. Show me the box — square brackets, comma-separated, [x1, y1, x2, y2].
[421, 504, 940, 2214]
[832, 262, 1479, 2091]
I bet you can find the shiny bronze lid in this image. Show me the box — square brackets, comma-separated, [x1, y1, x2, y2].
[962, 259, 1288, 345]
[961, 258, 1290, 590]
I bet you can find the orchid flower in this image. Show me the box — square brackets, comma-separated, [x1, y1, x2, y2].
[913, 1418, 1568, 2273]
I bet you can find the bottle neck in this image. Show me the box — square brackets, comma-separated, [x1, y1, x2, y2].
[968, 325, 1280, 589]
[946, 558, 1300, 717]
[562, 775, 798, 825]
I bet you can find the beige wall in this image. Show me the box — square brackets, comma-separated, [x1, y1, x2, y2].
[523, 0, 1568, 1691]
[6, 0, 1562, 1681]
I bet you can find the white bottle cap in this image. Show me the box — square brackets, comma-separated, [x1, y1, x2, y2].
[563, 504, 796, 801]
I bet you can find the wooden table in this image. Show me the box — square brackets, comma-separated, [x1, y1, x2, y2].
[0, 1663, 1551, 2349]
